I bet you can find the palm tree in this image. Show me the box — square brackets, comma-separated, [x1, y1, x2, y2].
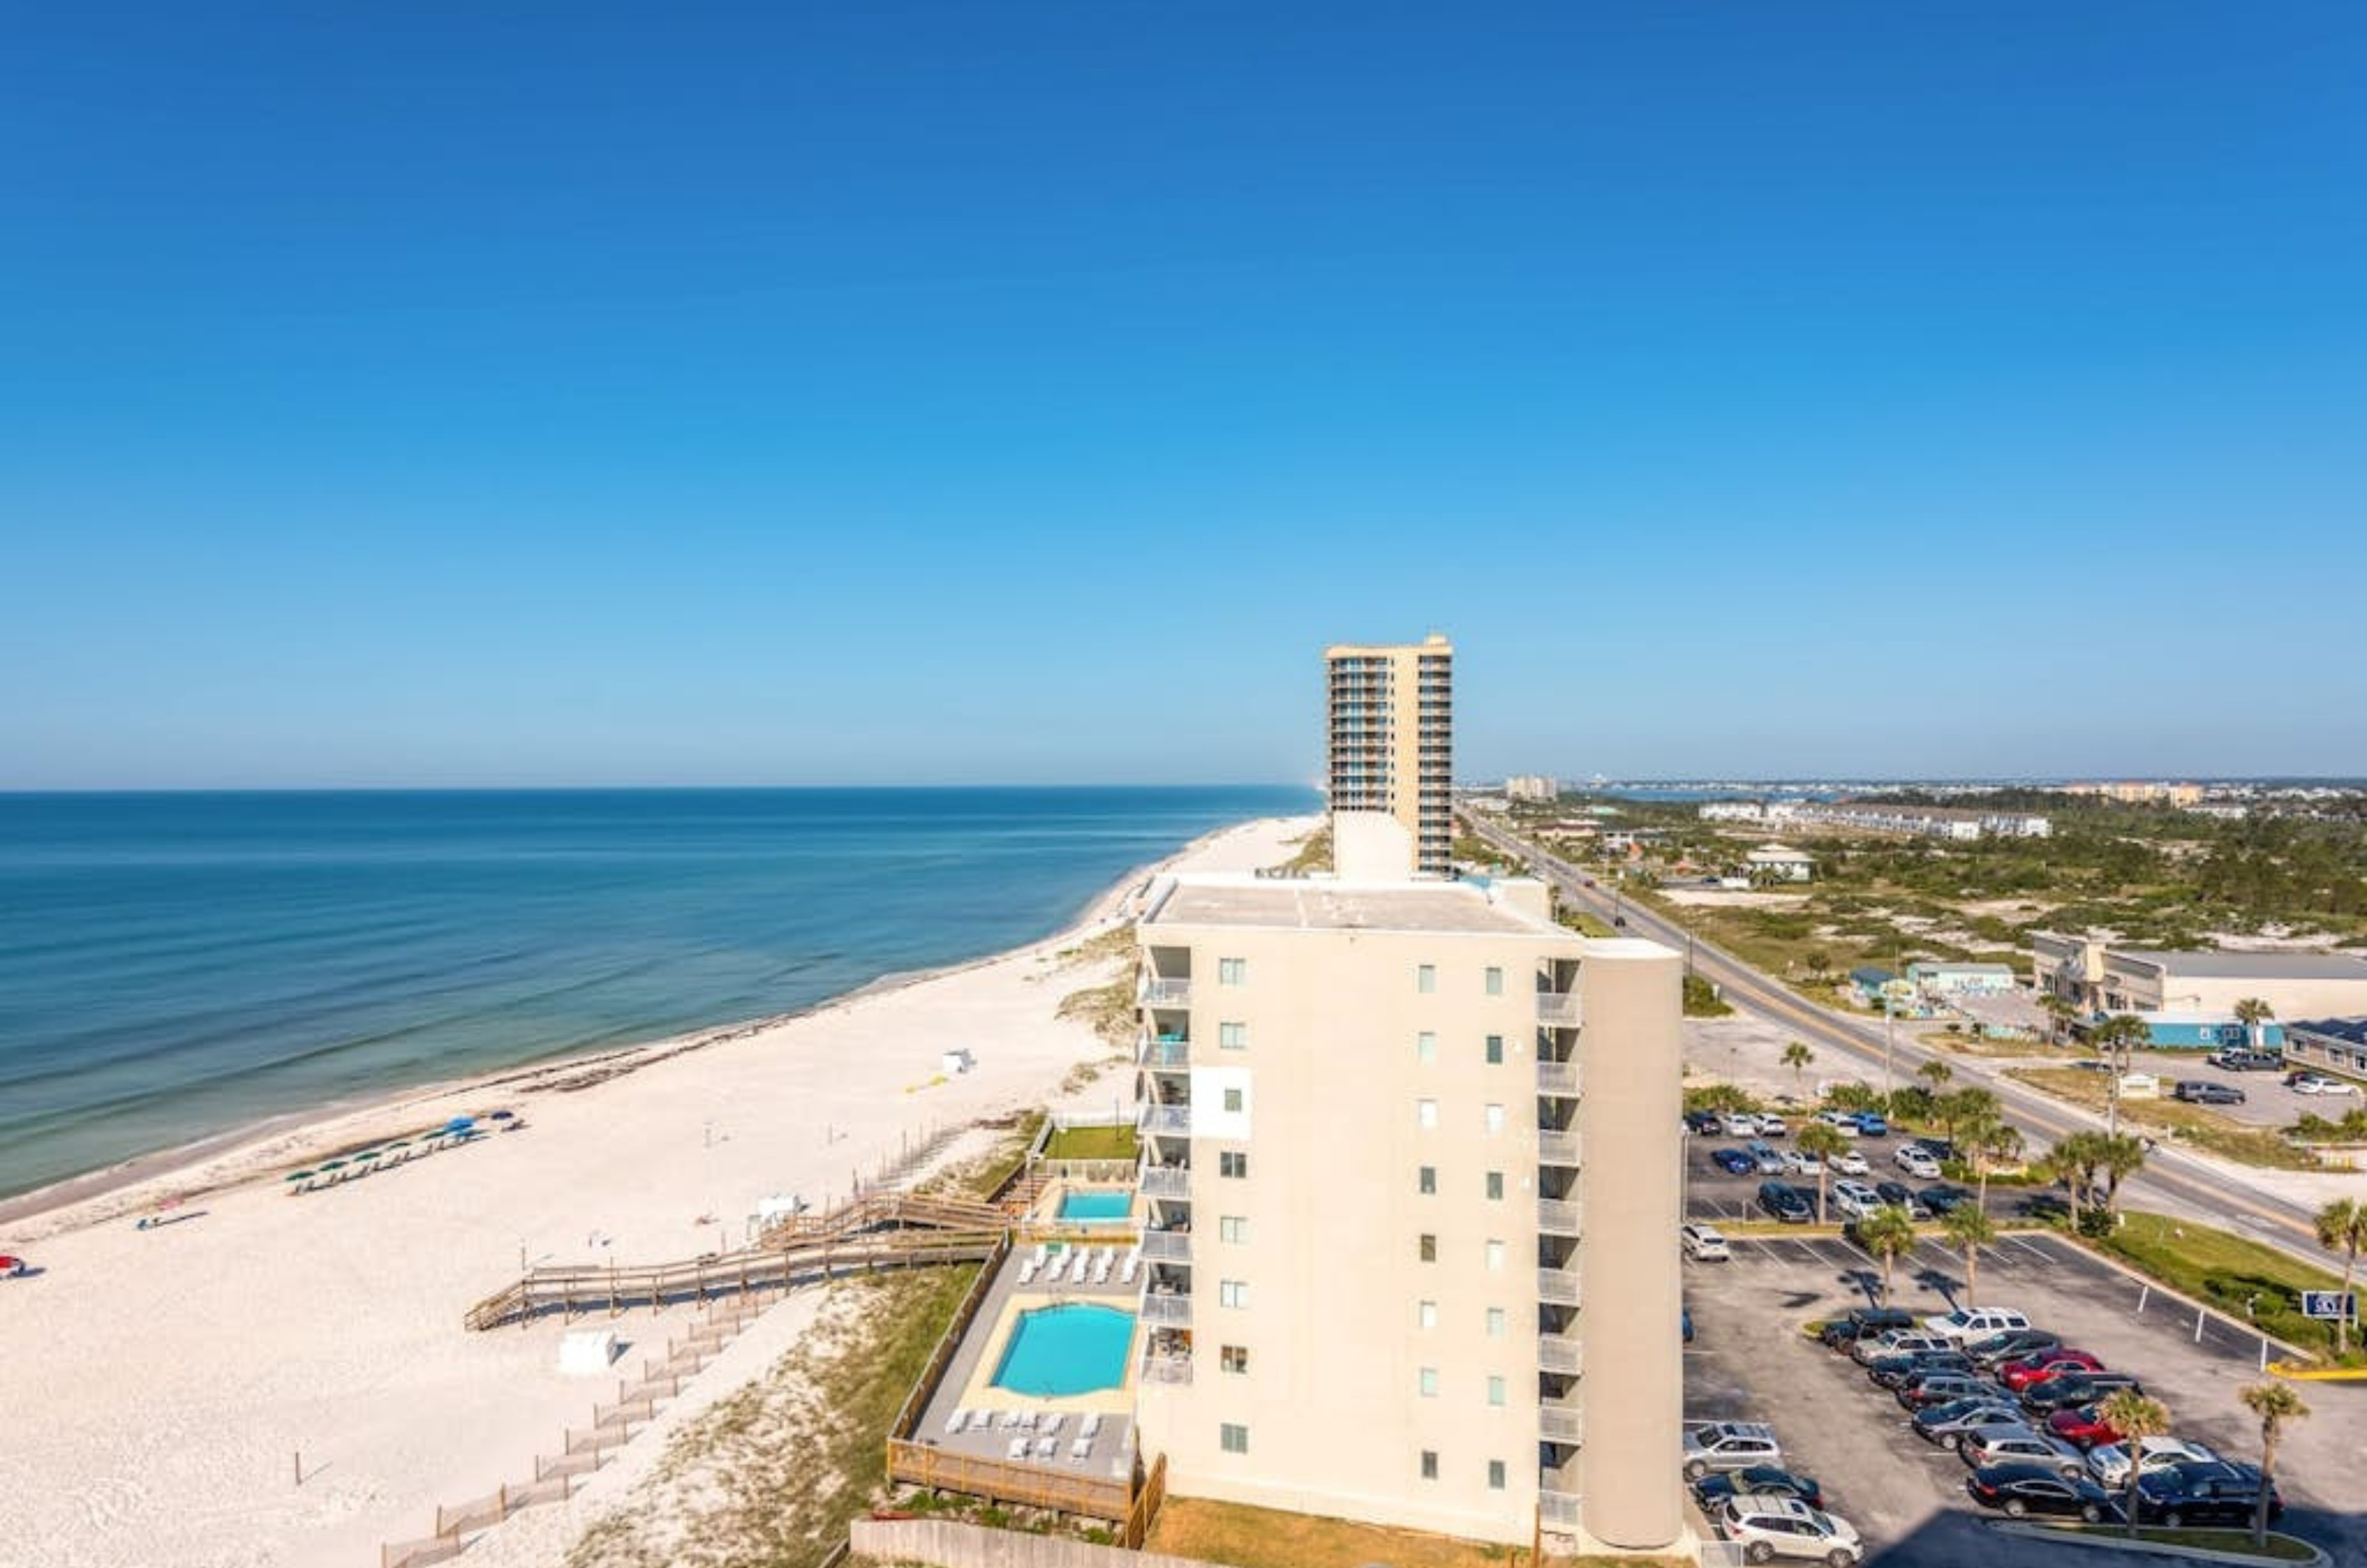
[1918, 1058, 1954, 1094]
[1938, 1087, 2001, 1158]
[2095, 1133, 2149, 1216]
[1797, 1121, 1849, 1223]
[2098, 1389, 2172, 1535]
[2314, 1198, 2367, 1356]
[1942, 1202, 1998, 1300]
[2234, 996, 2275, 1052]
[2237, 1382, 2309, 1548]
[1854, 1204, 1919, 1300]
[2047, 1132, 2106, 1225]
[1975, 1122, 2025, 1214]
[1781, 1040, 1814, 1094]
[2088, 1013, 2153, 1139]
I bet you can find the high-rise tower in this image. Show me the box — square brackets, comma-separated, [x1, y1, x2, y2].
[1325, 633, 1453, 876]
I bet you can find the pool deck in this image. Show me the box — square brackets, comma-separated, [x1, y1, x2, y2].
[910, 1241, 1140, 1487]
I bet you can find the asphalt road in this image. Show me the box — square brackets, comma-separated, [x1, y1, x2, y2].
[1462, 815, 2343, 1271]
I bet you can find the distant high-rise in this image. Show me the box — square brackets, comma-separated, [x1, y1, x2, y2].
[1326, 634, 1453, 876]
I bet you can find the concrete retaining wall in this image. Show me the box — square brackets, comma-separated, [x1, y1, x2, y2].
[850, 1518, 1206, 1568]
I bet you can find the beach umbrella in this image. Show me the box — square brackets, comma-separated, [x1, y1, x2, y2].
[317, 1158, 349, 1181]
[284, 1170, 314, 1192]
[488, 1109, 515, 1122]
[444, 1115, 476, 1134]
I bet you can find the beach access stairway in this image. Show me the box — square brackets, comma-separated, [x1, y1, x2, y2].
[463, 1190, 1009, 1331]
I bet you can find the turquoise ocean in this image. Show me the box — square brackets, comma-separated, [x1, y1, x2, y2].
[0, 786, 1311, 1202]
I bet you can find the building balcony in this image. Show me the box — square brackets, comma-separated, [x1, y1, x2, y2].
[1540, 1404, 1583, 1444]
[1138, 1164, 1191, 1200]
[1137, 1103, 1192, 1137]
[1536, 1129, 1581, 1166]
[1141, 1351, 1193, 1386]
[1140, 1229, 1192, 1263]
[1141, 1292, 1192, 1327]
[1137, 1032, 1191, 1069]
[1536, 1060, 1581, 1096]
[1139, 976, 1192, 1007]
[1538, 1196, 1583, 1237]
[1536, 1266, 1581, 1306]
[1539, 1489, 1581, 1527]
[1539, 1336, 1583, 1376]
[1536, 990, 1581, 1026]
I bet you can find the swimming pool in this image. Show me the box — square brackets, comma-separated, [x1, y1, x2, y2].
[990, 1303, 1137, 1396]
[1058, 1189, 1132, 1222]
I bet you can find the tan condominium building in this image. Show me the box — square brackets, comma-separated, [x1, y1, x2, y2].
[1130, 870, 1685, 1554]
[1326, 635, 1454, 875]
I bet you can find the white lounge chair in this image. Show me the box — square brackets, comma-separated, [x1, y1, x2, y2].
[1041, 1413, 1064, 1437]
[1032, 1436, 1056, 1459]
[1000, 1409, 1025, 1430]
[1080, 1413, 1103, 1439]
[1120, 1251, 1139, 1285]
[1018, 1260, 1039, 1285]
[1044, 1251, 1068, 1284]
[1092, 1250, 1112, 1285]
[945, 1409, 969, 1435]
[1070, 1435, 1093, 1461]
[1007, 1436, 1030, 1460]
[1030, 1243, 1048, 1268]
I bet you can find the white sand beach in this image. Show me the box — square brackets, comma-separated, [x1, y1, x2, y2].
[0, 815, 1310, 1568]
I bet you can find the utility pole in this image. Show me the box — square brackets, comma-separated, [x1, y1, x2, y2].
[1882, 998, 1896, 1100]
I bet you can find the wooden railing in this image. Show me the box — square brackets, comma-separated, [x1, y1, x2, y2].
[885, 1441, 1135, 1524]
[888, 1234, 1013, 1442]
[1122, 1452, 1169, 1549]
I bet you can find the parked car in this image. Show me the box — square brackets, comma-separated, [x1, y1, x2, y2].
[1912, 1137, 1958, 1161]
[2131, 1460, 2281, 1528]
[2290, 1073, 2359, 1097]
[1958, 1425, 2088, 1479]
[2047, 1405, 2125, 1449]
[1898, 1372, 1994, 1410]
[1851, 1111, 1890, 1137]
[1829, 1180, 1883, 1222]
[1868, 1180, 1928, 1217]
[2086, 1437, 2221, 1490]
[1999, 1349, 2104, 1391]
[1758, 1181, 1812, 1223]
[1912, 1397, 2025, 1444]
[1964, 1462, 2117, 1522]
[1830, 1149, 1870, 1177]
[1747, 1139, 1787, 1175]
[1682, 1223, 1733, 1261]
[1692, 1465, 1825, 1510]
[1686, 1109, 1726, 1134]
[1852, 1328, 1953, 1365]
[1723, 1111, 1762, 1136]
[1867, 1348, 1975, 1388]
[1712, 1148, 1758, 1175]
[1781, 1149, 1824, 1178]
[1923, 1306, 2031, 1343]
[1917, 1183, 1974, 1216]
[1817, 1110, 1862, 1132]
[2172, 1080, 2246, 1105]
[1967, 1328, 2060, 1368]
[1894, 1146, 1942, 1179]
[1684, 1421, 1783, 1479]
[1756, 1113, 1792, 1137]
[1713, 1494, 1863, 1566]
[2019, 1372, 2144, 1415]
[1817, 1306, 1917, 1352]
[2211, 1048, 2281, 1072]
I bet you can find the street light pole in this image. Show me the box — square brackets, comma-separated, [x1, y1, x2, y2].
[1882, 998, 1896, 1101]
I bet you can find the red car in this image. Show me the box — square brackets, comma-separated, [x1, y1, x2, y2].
[2047, 1405, 2124, 1449]
[2000, 1349, 2104, 1391]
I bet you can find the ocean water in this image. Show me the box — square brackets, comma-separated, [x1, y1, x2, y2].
[0, 786, 1311, 1202]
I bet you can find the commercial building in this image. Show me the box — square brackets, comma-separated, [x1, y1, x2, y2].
[1787, 802, 2053, 840]
[2063, 781, 2205, 806]
[1130, 873, 1685, 1552]
[1905, 961, 2017, 997]
[2284, 1018, 2367, 1084]
[1326, 635, 1454, 876]
[2030, 935, 2367, 1031]
[1744, 844, 1814, 882]
[1698, 801, 1765, 823]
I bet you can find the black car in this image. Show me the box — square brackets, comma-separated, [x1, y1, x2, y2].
[2020, 1371, 2144, 1414]
[1818, 1306, 1917, 1352]
[2173, 1080, 2246, 1105]
[1685, 1109, 1726, 1134]
[1967, 1328, 2061, 1367]
[1918, 1183, 1975, 1215]
[1965, 1462, 2118, 1522]
[1711, 1147, 1757, 1175]
[2133, 1461, 2280, 1528]
[1873, 1180, 1929, 1217]
[1911, 1137, 1957, 1161]
[1867, 1349, 1974, 1388]
[1898, 1372, 1994, 1410]
[1691, 1464, 1825, 1511]
[1757, 1180, 1811, 1223]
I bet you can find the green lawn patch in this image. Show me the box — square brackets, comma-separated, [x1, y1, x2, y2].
[2092, 1210, 2355, 1362]
[2006, 1068, 2326, 1172]
[1043, 1123, 1138, 1161]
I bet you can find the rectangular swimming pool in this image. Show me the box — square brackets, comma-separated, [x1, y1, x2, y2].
[1058, 1190, 1132, 1222]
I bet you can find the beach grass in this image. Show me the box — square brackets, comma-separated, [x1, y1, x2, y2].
[1147, 1497, 1681, 1568]
[2091, 1209, 2353, 1362]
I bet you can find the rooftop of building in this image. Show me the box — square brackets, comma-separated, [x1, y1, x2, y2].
[2291, 1017, 2367, 1046]
[2118, 949, 2367, 981]
[1142, 871, 1567, 937]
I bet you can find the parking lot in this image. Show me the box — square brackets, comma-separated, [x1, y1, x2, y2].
[1683, 1231, 2365, 1567]
[2148, 1055, 2356, 1130]
[1682, 1124, 1980, 1227]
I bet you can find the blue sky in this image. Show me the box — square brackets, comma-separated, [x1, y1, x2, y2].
[4, 4, 2362, 787]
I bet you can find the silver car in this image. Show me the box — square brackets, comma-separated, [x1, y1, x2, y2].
[1957, 1423, 2086, 1478]
[1683, 1420, 1783, 1479]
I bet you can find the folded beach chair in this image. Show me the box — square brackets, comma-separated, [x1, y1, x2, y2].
[1030, 1242, 1048, 1268]
[1120, 1251, 1138, 1285]
[1041, 1413, 1064, 1437]
[1000, 1409, 1025, 1431]
[1070, 1435, 1093, 1462]
[1007, 1436, 1030, 1460]
[1092, 1250, 1112, 1285]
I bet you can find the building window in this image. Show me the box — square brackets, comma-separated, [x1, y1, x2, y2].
[1417, 1098, 1438, 1131]
[1418, 1300, 1437, 1329]
[1419, 1233, 1437, 1263]
[1484, 1103, 1505, 1135]
[1219, 1021, 1247, 1050]
[1418, 1367, 1439, 1398]
[1219, 1214, 1247, 1244]
[1418, 1164, 1436, 1196]
[1223, 1087, 1244, 1113]
[1485, 1033, 1504, 1065]
[1218, 1279, 1248, 1308]
[1485, 1239, 1505, 1271]
[1485, 1307, 1507, 1338]
[1417, 1030, 1436, 1064]
[1485, 966, 1504, 996]
[1485, 1171, 1505, 1201]
[1488, 1459, 1507, 1490]
[1219, 958, 1246, 987]
[1420, 1450, 1439, 1481]
[1417, 963, 1436, 993]
[1220, 1423, 1249, 1455]
[1488, 1375, 1507, 1408]
[1220, 1345, 1249, 1375]
[1220, 1151, 1248, 1178]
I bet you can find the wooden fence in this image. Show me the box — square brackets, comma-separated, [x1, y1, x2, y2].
[888, 1234, 1012, 1442]
[1121, 1453, 1167, 1550]
[883, 1443, 1136, 1525]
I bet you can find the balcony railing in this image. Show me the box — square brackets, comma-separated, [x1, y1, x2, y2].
[1538, 1489, 1581, 1527]
[1137, 1033, 1190, 1069]
[1538, 1197, 1583, 1237]
[1140, 976, 1192, 1007]
[1539, 1336, 1583, 1375]
[1536, 1129, 1581, 1166]
[1536, 1267, 1581, 1306]
[1138, 1165, 1191, 1200]
[1536, 1060, 1581, 1097]
[1536, 990, 1581, 1026]
[1141, 1351, 1193, 1386]
[1137, 1103, 1192, 1137]
[1540, 1405, 1583, 1444]
[1141, 1293, 1192, 1326]
[1140, 1230, 1192, 1263]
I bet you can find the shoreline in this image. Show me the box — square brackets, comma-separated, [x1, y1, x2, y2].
[0, 814, 1271, 1241]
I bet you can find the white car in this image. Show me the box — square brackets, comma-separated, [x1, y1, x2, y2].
[2087, 1436, 2220, 1489]
[1830, 1180, 1883, 1221]
[1682, 1420, 1783, 1477]
[1894, 1146, 1942, 1180]
[1682, 1223, 1733, 1261]
[1922, 1307, 2032, 1344]
[1715, 1494, 1863, 1566]
[1832, 1150, 1870, 1177]
[2292, 1074, 2360, 1097]
[1782, 1149, 1824, 1178]
[1817, 1110, 1862, 1133]
[1722, 1111, 1760, 1136]
[1756, 1114, 1791, 1137]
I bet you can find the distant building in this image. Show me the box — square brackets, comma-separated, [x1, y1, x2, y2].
[1906, 961, 2017, 997]
[1699, 801, 1763, 822]
[2030, 934, 2367, 1030]
[1788, 801, 2052, 841]
[1327, 635, 1453, 876]
[1744, 844, 1814, 882]
[2285, 1018, 2367, 1084]
[1505, 774, 1560, 802]
[2064, 782, 2205, 806]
